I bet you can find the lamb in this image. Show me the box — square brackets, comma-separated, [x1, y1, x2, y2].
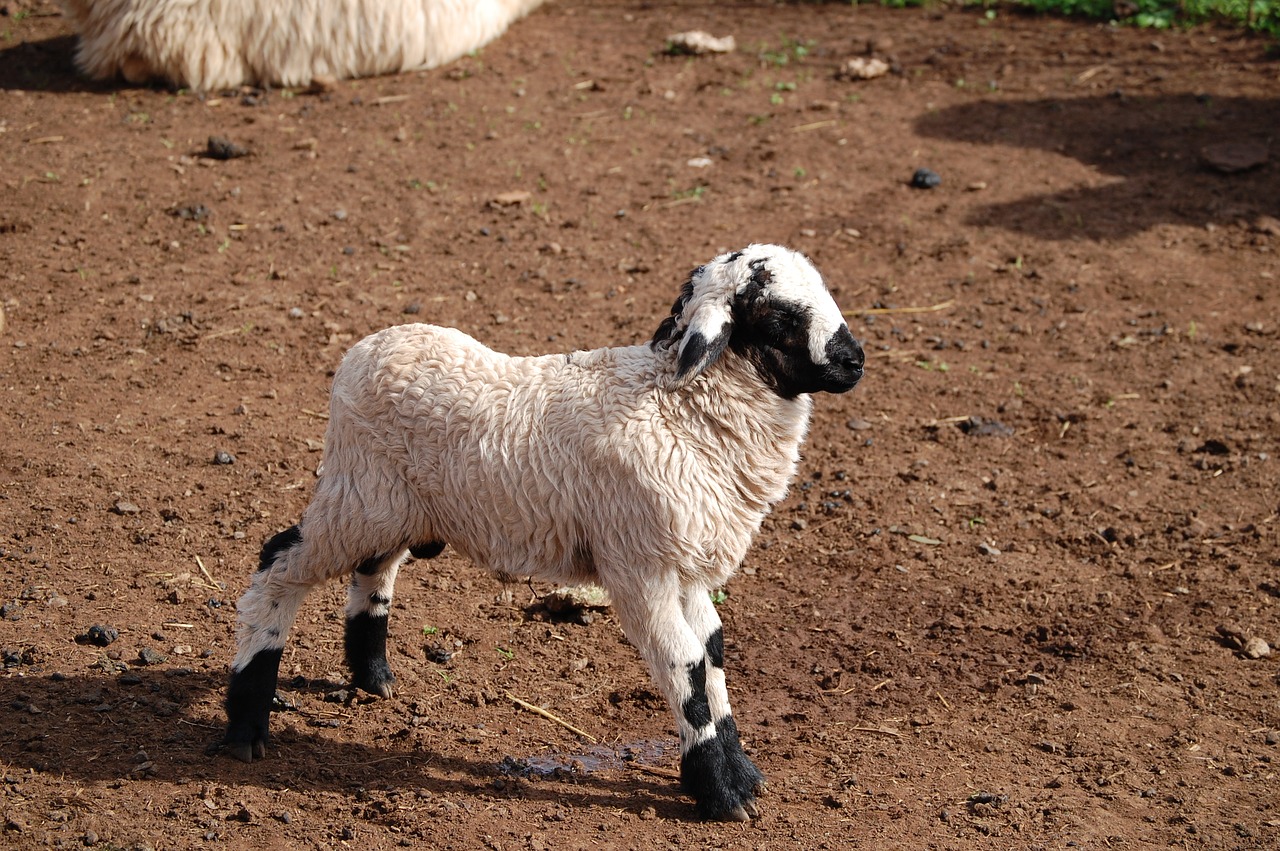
[59, 0, 547, 91]
[223, 244, 865, 820]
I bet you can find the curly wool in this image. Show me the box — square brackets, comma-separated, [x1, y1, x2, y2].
[60, 0, 546, 90]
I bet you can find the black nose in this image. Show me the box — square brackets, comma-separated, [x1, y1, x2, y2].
[823, 326, 864, 391]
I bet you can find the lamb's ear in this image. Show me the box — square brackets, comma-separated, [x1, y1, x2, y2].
[675, 300, 732, 382]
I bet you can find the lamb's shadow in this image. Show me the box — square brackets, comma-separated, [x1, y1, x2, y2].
[915, 94, 1280, 239]
[0, 668, 684, 817]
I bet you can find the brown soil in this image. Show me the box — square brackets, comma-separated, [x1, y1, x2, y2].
[2, 1, 1279, 848]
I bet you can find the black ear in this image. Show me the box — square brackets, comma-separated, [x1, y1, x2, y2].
[650, 274, 698, 348]
[676, 326, 731, 381]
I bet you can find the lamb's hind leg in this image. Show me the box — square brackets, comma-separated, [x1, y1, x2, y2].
[344, 552, 404, 698]
[345, 541, 443, 697]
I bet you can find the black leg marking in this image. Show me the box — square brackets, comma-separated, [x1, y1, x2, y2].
[258, 525, 301, 572]
[681, 660, 712, 730]
[680, 716, 766, 821]
[223, 647, 285, 762]
[345, 611, 395, 698]
[705, 627, 724, 669]
[409, 541, 445, 560]
[355, 552, 392, 576]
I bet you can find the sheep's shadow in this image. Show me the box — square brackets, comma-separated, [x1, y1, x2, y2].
[0, 34, 103, 93]
[914, 94, 1280, 240]
[0, 668, 686, 817]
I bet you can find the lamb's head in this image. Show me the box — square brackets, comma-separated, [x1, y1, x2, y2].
[651, 244, 864, 398]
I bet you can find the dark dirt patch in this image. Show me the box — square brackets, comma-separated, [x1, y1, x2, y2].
[1, 1, 1278, 848]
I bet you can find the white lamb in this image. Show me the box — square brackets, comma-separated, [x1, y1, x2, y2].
[224, 244, 865, 820]
[59, 0, 547, 91]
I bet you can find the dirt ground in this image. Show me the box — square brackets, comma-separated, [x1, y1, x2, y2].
[1, 0, 1278, 848]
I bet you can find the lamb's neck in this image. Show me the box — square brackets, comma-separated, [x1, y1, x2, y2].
[670, 359, 813, 509]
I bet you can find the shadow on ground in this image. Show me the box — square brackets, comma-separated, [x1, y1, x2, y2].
[916, 94, 1280, 239]
[0, 670, 683, 816]
[0, 34, 101, 93]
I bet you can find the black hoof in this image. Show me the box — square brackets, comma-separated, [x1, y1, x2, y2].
[351, 661, 396, 699]
[680, 717, 766, 821]
[223, 648, 283, 763]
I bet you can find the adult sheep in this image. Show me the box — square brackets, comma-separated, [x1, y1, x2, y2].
[224, 244, 865, 820]
[60, 0, 547, 90]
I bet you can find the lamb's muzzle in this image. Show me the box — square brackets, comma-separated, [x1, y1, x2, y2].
[221, 243, 864, 822]
[820, 325, 865, 393]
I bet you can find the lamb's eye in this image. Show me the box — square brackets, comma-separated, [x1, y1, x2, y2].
[769, 311, 806, 336]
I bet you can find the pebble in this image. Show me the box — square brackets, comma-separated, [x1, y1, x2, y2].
[137, 647, 167, 666]
[839, 57, 890, 80]
[1200, 141, 1268, 174]
[846, 417, 872, 431]
[910, 168, 942, 189]
[1242, 637, 1270, 659]
[111, 501, 141, 516]
[205, 136, 249, 160]
[213, 451, 236, 465]
[960, 416, 1014, 437]
[288, 307, 305, 319]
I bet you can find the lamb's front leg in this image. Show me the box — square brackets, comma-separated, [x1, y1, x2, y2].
[613, 576, 764, 821]
[678, 584, 766, 819]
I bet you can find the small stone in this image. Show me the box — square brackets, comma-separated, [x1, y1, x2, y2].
[665, 31, 735, 55]
[960, 416, 1014, 437]
[288, 307, 305, 319]
[1200, 141, 1268, 174]
[205, 136, 249, 160]
[978, 541, 1001, 556]
[112, 501, 141, 516]
[910, 168, 942, 189]
[1242, 637, 1270, 659]
[213, 451, 236, 465]
[83, 829, 99, 846]
[491, 190, 531, 206]
[838, 57, 890, 81]
[846, 417, 872, 431]
[137, 647, 167, 666]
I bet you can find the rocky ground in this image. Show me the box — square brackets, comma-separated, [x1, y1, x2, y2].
[1, 1, 1278, 848]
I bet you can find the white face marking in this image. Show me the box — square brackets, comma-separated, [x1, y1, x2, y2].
[728, 244, 848, 365]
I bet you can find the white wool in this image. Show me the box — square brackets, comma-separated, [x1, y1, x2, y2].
[60, 0, 546, 90]
[292, 323, 812, 595]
